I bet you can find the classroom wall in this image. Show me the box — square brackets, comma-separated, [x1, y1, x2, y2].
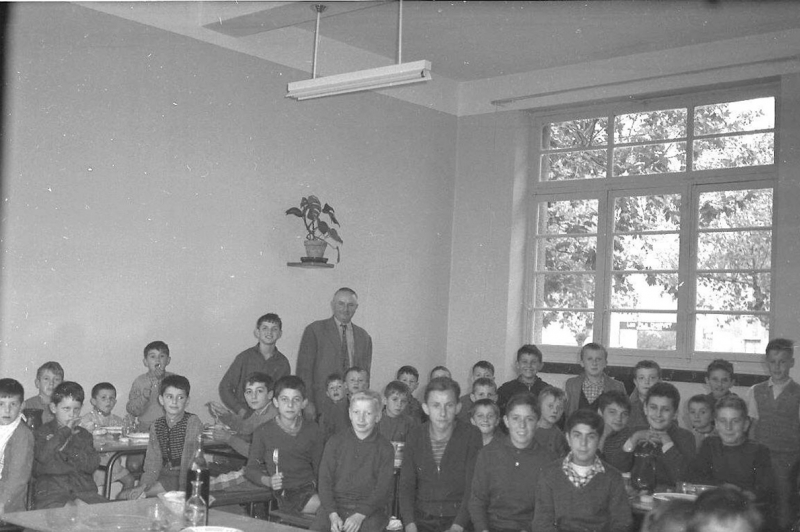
[0, 3, 457, 418]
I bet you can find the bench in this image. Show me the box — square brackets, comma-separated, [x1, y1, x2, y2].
[209, 487, 272, 517]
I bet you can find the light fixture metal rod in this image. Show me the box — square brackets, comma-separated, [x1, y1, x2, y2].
[311, 4, 327, 79]
[397, 0, 403, 65]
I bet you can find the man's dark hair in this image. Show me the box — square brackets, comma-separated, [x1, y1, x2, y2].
[52, 381, 85, 405]
[274, 375, 306, 399]
[160, 374, 190, 396]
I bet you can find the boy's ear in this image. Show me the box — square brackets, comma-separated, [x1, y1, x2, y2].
[267, 391, 274, 401]
[143, 358, 149, 369]
[49, 402, 57, 414]
[90, 397, 98, 408]
[455, 402, 462, 415]
[421, 402, 430, 417]
[252, 328, 259, 340]
[158, 395, 165, 407]
[301, 398, 308, 409]
[470, 393, 477, 402]
[382, 396, 388, 406]
[273, 396, 279, 408]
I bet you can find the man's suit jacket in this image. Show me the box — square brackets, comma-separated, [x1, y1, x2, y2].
[296, 316, 373, 410]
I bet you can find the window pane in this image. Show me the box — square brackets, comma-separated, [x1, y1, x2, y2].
[697, 230, 771, 270]
[611, 273, 679, 310]
[541, 199, 599, 235]
[542, 237, 597, 271]
[544, 118, 608, 149]
[614, 108, 687, 143]
[698, 189, 773, 228]
[695, 314, 769, 353]
[533, 310, 593, 346]
[614, 194, 682, 232]
[534, 273, 596, 308]
[693, 133, 774, 170]
[694, 97, 775, 136]
[613, 142, 687, 176]
[613, 235, 680, 270]
[696, 273, 770, 312]
[542, 150, 607, 181]
[609, 312, 677, 350]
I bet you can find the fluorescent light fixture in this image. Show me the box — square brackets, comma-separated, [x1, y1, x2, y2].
[286, 60, 432, 101]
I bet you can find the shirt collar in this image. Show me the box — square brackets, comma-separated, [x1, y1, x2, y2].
[333, 317, 350, 331]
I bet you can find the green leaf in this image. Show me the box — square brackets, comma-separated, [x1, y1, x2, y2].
[285, 207, 303, 218]
[318, 220, 330, 234]
[328, 227, 343, 244]
[322, 203, 339, 225]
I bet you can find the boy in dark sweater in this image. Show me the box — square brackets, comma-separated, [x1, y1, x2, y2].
[0, 378, 33, 514]
[317, 373, 350, 441]
[315, 390, 394, 532]
[245, 375, 324, 514]
[533, 409, 632, 532]
[596, 390, 633, 472]
[497, 345, 552, 416]
[398, 366, 424, 423]
[399, 377, 482, 532]
[376, 380, 416, 442]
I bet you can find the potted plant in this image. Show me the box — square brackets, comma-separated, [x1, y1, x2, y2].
[285, 195, 343, 263]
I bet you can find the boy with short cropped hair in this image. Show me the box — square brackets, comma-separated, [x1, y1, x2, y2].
[622, 382, 696, 487]
[687, 395, 774, 506]
[533, 410, 633, 532]
[377, 381, 416, 442]
[596, 390, 633, 472]
[400, 377, 482, 532]
[23, 361, 64, 425]
[469, 393, 557, 532]
[33, 381, 106, 508]
[219, 313, 291, 416]
[746, 337, 799, 529]
[127, 340, 173, 431]
[80, 382, 135, 491]
[565, 343, 625, 417]
[629, 360, 661, 429]
[706, 358, 736, 401]
[0, 378, 34, 514]
[209, 372, 278, 457]
[246, 376, 324, 515]
[497, 344, 553, 415]
[457, 378, 497, 424]
[470, 399, 500, 446]
[345, 366, 369, 397]
[429, 366, 452, 381]
[317, 373, 350, 441]
[534, 386, 568, 457]
[398, 366, 424, 423]
[124, 375, 203, 499]
[457, 361, 495, 422]
[315, 390, 394, 532]
[686, 394, 716, 450]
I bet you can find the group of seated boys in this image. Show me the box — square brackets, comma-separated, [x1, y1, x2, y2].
[0, 327, 797, 532]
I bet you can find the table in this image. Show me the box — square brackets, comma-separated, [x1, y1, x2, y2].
[2, 498, 302, 532]
[94, 435, 244, 499]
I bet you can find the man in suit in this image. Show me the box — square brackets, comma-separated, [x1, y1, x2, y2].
[296, 287, 373, 419]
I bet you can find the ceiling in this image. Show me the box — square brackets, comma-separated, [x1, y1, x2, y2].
[77, 1, 800, 115]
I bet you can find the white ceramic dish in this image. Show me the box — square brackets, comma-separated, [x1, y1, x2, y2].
[653, 492, 697, 502]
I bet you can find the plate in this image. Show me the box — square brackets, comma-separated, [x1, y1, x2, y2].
[653, 492, 697, 503]
[105, 426, 123, 434]
[181, 528, 244, 532]
[127, 432, 149, 440]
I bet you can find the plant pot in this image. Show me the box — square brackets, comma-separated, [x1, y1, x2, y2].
[303, 238, 328, 259]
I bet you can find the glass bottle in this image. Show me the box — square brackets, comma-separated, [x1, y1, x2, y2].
[186, 433, 210, 503]
[630, 440, 657, 493]
[184, 478, 207, 527]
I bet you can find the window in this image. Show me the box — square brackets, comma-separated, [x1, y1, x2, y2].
[528, 87, 776, 366]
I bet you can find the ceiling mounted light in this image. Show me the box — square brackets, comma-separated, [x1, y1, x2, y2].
[287, 0, 431, 100]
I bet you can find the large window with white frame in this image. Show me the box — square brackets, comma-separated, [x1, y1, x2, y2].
[527, 84, 777, 367]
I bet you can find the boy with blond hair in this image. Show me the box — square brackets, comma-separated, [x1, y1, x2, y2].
[127, 340, 172, 431]
[534, 386, 568, 457]
[315, 390, 394, 532]
[565, 343, 625, 417]
[470, 399, 500, 446]
[23, 361, 64, 425]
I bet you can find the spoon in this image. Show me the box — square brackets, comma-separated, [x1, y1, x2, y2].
[273, 449, 285, 497]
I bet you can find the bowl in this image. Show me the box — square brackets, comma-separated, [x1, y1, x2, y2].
[158, 491, 186, 516]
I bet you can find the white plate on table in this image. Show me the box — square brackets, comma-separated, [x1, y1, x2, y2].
[127, 432, 149, 440]
[105, 426, 123, 434]
[181, 528, 243, 532]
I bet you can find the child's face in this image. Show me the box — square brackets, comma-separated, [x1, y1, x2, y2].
[471, 405, 499, 436]
[254, 321, 282, 347]
[326, 380, 346, 402]
[581, 348, 607, 378]
[50, 396, 82, 428]
[504, 403, 537, 449]
[384, 392, 409, 418]
[398, 373, 419, 394]
[349, 398, 380, 439]
[716, 406, 749, 446]
[422, 390, 459, 432]
[143, 349, 170, 376]
[706, 369, 733, 399]
[567, 423, 600, 467]
[539, 395, 565, 427]
[35, 370, 63, 400]
[517, 353, 543, 381]
[470, 384, 497, 402]
[0, 396, 23, 426]
[472, 367, 494, 381]
[646, 395, 677, 431]
[635, 368, 660, 398]
[158, 386, 188, 419]
[431, 368, 451, 380]
[91, 388, 117, 416]
[766, 350, 794, 383]
[274, 388, 307, 422]
[345, 371, 368, 395]
[688, 401, 713, 431]
[600, 403, 630, 433]
[244, 382, 272, 411]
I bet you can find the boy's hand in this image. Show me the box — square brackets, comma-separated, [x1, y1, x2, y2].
[445, 524, 464, 532]
[649, 430, 673, 446]
[269, 472, 284, 490]
[210, 425, 232, 443]
[329, 512, 344, 532]
[342, 512, 366, 532]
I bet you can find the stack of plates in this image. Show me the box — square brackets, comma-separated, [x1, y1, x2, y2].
[105, 426, 123, 434]
[127, 432, 150, 441]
